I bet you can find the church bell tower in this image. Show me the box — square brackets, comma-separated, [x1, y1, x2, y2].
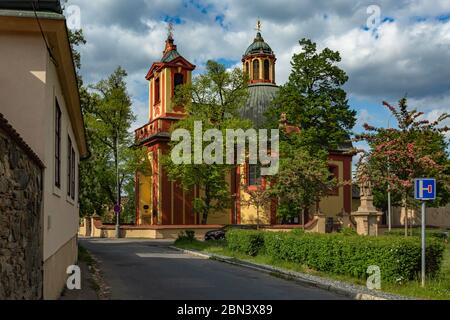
[134, 24, 197, 226]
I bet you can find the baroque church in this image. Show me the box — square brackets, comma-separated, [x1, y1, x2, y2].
[134, 23, 353, 226]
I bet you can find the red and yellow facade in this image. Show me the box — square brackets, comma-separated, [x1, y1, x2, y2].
[134, 31, 353, 227]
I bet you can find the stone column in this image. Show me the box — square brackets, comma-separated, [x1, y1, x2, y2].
[351, 164, 382, 236]
[90, 214, 102, 238]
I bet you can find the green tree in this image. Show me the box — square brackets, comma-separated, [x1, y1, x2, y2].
[164, 60, 252, 224]
[271, 142, 336, 225]
[80, 67, 148, 220]
[264, 39, 354, 222]
[266, 38, 356, 152]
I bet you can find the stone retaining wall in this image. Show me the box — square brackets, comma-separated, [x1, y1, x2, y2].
[0, 114, 44, 300]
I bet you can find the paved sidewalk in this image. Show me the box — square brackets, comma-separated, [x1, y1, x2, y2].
[59, 260, 98, 300]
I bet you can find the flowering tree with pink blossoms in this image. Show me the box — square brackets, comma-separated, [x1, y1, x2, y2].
[354, 98, 450, 234]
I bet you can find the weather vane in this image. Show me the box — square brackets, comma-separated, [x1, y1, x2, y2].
[167, 22, 174, 39]
[256, 19, 262, 32]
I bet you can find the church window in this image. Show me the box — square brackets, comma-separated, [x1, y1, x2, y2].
[174, 73, 184, 95]
[248, 164, 262, 186]
[328, 165, 339, 195]
[253, 59, 259, 80]
[154, 77, 160, 104]
[264, 59, 270, 80]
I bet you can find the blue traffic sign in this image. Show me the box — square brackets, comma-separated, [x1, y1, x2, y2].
[415, 179, 436, 201]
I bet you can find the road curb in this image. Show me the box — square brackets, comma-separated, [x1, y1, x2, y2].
[169, 246, 413, 301]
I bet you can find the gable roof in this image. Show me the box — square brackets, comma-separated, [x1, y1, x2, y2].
[145, 55, 195, 80]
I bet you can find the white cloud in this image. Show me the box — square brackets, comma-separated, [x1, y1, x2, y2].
[66, 0, 450, 131]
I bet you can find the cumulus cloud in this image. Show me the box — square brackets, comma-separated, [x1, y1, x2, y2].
[66, 0, 450, 132]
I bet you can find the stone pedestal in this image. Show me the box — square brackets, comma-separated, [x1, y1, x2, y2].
[314, 213, 326, 234]
[351, 196, 382, 236]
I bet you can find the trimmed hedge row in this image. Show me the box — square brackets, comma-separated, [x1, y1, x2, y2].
[226, 230, 265, 256]
[226, 230, 446, 283]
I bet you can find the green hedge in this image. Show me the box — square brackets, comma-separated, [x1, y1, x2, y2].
[385, 229, 449, 242]
[226, 230, 265, 256]
[227, 230, 446, 283]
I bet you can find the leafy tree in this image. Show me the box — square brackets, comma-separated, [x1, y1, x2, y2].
[355, 98, 450, 234]
[266, 38, 356, 153]
[79, 67, 149, 220]
[264, 39, 356, 222]
[271, 143, 336, 225]
[164, 60, 252, 224]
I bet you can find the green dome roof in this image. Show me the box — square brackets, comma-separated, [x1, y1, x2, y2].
[161, 49, 180, 63]
[240, 83, 279, 128]
[244, 32, 274, 56]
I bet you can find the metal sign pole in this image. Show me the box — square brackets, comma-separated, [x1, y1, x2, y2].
[421, 201, 426, 288]
[415, 178, 436, 288]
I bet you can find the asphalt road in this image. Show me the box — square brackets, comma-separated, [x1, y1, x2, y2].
[79, 238, 348, 300]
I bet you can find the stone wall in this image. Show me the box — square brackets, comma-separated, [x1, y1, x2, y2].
[0, 114, 44, 300]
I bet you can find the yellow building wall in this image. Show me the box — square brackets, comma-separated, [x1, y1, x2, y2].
[319, 160, 345, 217]
[238, 165, 271, 225]
[240, 197, 271, 225]
[207, 209, 232, 225]
[138, 172, 152, 225]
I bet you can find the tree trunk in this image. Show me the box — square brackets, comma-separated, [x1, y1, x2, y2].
[256, 206, 260, 230]
[202, 211, 208, 225]
[302, 207, 307, 230]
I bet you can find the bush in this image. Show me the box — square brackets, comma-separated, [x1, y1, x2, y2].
[176, 230, 196, 242]
[290, 228, 306, 236]
[263, 232, 445, 283]
[340, 227, 357, 236]
[225, 230, 446, 283]
[226, 229, 265, 256]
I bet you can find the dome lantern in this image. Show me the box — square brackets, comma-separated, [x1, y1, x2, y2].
[242, 20, 276, 85]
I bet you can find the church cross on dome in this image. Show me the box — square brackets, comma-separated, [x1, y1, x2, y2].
[255, 19, 262, 32]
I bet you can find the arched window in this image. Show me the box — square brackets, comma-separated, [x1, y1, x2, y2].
[154, 77, 160, 104]
[264, 60, 270, 80]
[248, 164, 262, 186]
[328, 165, 339, 196]
[174, 73, 184, 96]
[253, 59, 260, 80]
[245, 62, 249, 76]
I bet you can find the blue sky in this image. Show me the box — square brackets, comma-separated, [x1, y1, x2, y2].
[65, 0, 450, 164]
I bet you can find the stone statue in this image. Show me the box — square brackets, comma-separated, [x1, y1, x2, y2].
[279, 112, 300, 134]
[357, 163, 372, 198]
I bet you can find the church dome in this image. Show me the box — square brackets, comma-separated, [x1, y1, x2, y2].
[240, 83, 279, 128]
[244, 32, 274, 57]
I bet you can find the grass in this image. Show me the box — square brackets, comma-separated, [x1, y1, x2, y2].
[78, 245, 101, 293]
[175, 238, 450, 300]
[78, 245, 95, 266]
